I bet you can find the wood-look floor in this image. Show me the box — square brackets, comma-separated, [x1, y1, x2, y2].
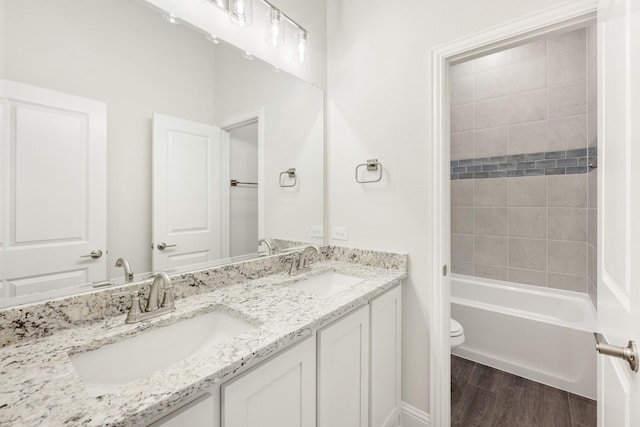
[451, 355, 596, 427]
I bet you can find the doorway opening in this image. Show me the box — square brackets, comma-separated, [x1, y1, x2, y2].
[217, 109, 265, 258]
[428, 3, 599, 426]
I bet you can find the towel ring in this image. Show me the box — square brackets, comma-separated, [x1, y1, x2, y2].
[279, 168, 297, 187]
[355, 159, 382, 183]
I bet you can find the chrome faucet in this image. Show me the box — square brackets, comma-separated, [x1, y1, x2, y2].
[258, 238, 274, 255]
[115, 258, 134, 283]
[288, 245, 319, 275]
[125, 272, 175, 324]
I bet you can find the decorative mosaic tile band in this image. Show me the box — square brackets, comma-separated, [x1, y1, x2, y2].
[451, 146, 598, 180]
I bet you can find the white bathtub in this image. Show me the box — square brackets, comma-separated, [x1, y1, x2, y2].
[451, 274, 597, 399]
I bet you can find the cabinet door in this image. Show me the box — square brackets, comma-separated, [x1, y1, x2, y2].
[222, 337, 316, 427]
[150, 389, 219, 427]
[370, 286, 402, 427]
[318, 305, 370, 427]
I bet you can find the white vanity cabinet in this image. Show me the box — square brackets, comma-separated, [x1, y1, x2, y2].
[370, 285, 402, 427]
[148, 285, 402, 427]
[150, 388, 220, 427]
[221, 336, 316, 427]
[316, 285, 402, 427]
[317, 305, 370, 427]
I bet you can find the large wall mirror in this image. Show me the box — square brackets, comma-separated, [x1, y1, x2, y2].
[0, 0, 324, 307]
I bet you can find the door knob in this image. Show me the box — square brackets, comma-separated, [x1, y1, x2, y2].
[157, 242, 177, 251]
[595, 332, 638, 372]
[80, 249, 103, 259]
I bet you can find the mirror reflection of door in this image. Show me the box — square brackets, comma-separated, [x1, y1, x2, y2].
[152, 113, 226, 271]
[0, 80, 107, 298]
[228, 121, 259, 257]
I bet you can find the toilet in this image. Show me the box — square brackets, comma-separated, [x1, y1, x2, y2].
[450, 318, 465, 349]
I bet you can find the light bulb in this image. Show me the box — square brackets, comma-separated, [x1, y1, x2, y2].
[161, 12, 178, 24]
[294, 29, 308, 63]
[230, 0, 253, 27]
[206, 33, 220, 44]
[265, 8, 284, 47]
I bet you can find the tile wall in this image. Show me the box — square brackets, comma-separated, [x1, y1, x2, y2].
[450, 28, 597, 295]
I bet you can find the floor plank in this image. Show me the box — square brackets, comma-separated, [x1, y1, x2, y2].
[451, 356, 596, 427]
[568, 393, 597, 426]
[492, 376, 534, 427]
[452, 384, 497, 427]
[468, 362, 509, 393]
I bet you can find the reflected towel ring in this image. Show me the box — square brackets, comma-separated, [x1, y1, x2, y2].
[279, 168, 297, 187]
[355, 159, 382, 183]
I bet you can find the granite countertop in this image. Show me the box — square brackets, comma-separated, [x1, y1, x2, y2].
[0, 260, 406, 426]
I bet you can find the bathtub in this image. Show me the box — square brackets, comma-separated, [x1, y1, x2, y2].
[451, 274, 597, 399]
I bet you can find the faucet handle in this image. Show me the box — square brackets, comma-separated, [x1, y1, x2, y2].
[161, 286, 175, 310]
[284, 253, 299, 274]
[125, 291, 144, 323]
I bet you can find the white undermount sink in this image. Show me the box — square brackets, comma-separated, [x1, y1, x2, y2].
[287, 271, 364, 297]
[70, 309, 255, 396]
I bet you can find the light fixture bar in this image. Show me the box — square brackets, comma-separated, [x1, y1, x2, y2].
[259, 0, 307, 33]
[206, 0, 307, 33]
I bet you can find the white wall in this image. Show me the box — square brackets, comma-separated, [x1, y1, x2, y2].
[2, 0, 217, 280]
[214, 43, 324, 245]
[145, 0, 327, 89]
[0, 1, 4, 78]
[326, 0, 565, 414]
[229, 122, 259, 257]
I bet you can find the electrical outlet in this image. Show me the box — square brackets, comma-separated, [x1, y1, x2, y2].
[332, 227, 348, 241]
[310, 226, 323, 238]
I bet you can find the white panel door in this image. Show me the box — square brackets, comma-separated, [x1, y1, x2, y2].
[370, 286, 402, 427]
[222, 337, 316, 427]
[597, 1, 640, 425]
[318, 305, 369, 427]
[152, 114, 225, 271]
[1, 80, 107, 297]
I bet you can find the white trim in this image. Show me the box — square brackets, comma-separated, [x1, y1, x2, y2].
[220, 131, 231, 258]
[216, 108, 266, 239]
[428, 1, 598, 426]
[401, 402, 430, 427]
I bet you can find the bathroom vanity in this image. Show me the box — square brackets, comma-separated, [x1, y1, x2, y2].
[0, 247, 405, 427]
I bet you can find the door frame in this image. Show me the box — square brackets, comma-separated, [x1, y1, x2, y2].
[216, 108, 265, 242]
[428, 1, 598, 424]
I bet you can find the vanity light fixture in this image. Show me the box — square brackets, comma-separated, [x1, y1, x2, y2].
[294, 28, 308, 63]
[229, 0, 253, 26]
[265, 7, 284, 47]
[205, 0, 309, 62]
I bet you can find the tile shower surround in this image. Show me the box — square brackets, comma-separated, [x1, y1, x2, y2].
[450, 28, 597, 294]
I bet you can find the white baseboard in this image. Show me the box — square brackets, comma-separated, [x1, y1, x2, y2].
[400, 402, 430, 427]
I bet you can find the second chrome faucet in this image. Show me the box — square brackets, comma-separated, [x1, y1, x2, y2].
[288, 245, 320, 275]
[125, 272, 175, 324]
[115, 258, 134, 283]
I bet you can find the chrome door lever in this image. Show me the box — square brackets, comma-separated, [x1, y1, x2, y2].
[80, 249, 103, 259]
[595, 332, 638, 372]
[156, 242, 177, 251]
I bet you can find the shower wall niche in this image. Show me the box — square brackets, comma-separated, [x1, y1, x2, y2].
[450, 27, 598, 298]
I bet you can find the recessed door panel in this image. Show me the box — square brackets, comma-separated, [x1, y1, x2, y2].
[8, 269, 89, 296]
[166, 251, 210, 269]
[168, 130, 210, 233]
[13, 104, 87, 245]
